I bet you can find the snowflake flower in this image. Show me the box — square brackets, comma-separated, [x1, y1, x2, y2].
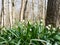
[46, 26, 50, 30]
[30, 28, 32, 31]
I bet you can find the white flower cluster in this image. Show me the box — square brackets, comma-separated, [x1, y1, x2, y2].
[40, 19, 44, 26]
[46, 26, 50, 30]
[46, 24, 51, 30]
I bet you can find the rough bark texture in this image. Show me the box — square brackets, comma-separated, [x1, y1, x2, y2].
[56, 0, 60, 27]
[32, 0, 34, 21]
[4, 0, 10, 27]
[45, 0, 60, 27]
[11, 0, 15, 25]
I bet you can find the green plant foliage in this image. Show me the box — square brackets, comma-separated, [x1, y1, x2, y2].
[0, 20, 60, 45]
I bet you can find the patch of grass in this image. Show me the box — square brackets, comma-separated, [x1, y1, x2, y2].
[0, 20, 60, 45]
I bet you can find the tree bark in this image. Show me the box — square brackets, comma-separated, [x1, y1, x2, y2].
[32, 0, 34, 21]
[1, 0, 4, 27]
[9, 0, 13, 27]
[11, 0, 15, 25]
[45, 0, 60, 27]
[20, 0, 28, 21]
[5, 0, 10, 27]
[56, 0, 60, 27]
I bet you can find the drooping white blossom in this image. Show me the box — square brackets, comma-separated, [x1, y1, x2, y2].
[46, 26, 50, 30]
[53, 28, 56, 30]
[30, 28, 32, 31]
[40, 19, 43, 22]
[48, 24, 51, 28]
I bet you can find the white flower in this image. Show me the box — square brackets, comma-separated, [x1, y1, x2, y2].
[29, 22, 32, 25]
[2, 28, 5, 30]
[46, 26, 50, 30]
[53, 28, 56, 30]
[8, 37, 11, 40]
[22, 20, 25, 22]
[23, 25, 24, 26]
[48, 31, 50, 33]
[46, 26, 49, 28]
[40, 19, 43, 22]
[29, 34, 31, 37]
[47, 42, 51, 45]
[30, 29, 32, 31]
[40, 23, 43, 26]
[59, 27, 60, 29]
[48, 24, 51, 28]
[55, 42, 58, 45]
[9, 37, 11, 39]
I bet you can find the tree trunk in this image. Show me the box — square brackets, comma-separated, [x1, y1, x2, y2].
[9, 0, 13, 27]
[4, 0, 10, 27]
[0, 1, 2, 26]
[11, 0, 15, 25]
[32, 0, 34, 21]
[20, 0, 28, 21]
[38, 0, 43, 19]
[1, 0, 4, 27]
[56, 0, 60, 27]
[45, 0, 60, 27]
[25, 0, 30, 21]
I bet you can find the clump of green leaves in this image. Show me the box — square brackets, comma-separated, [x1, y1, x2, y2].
[0, 20, 60, 45]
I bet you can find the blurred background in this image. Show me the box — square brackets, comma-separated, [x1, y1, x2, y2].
[0, 0, 48, 27]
